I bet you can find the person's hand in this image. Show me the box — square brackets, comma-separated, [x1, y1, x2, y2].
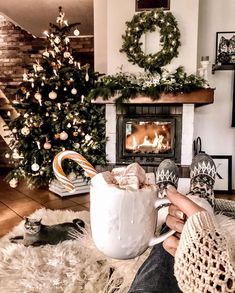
[163, 185, 205, 256]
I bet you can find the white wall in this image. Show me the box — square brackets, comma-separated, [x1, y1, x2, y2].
[196, 0, 235, 188]
[95, 0, 199, 75]
[94, 0, 107, 73]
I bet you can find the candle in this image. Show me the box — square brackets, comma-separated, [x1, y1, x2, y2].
[201, 56, 209, 61]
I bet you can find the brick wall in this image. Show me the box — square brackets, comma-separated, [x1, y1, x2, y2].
[0, 14, 94, 101]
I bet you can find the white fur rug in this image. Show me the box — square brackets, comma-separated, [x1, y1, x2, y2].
[0, 209, 234, 293]
[0, 209, 149, 293]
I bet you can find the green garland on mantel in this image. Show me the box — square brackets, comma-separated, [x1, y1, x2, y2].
[88, 67, 208, 108]
[120, 9, 181, 73]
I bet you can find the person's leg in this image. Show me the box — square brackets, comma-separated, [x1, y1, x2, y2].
[128, 154, 216, 292]
[188, 153, 216, 208]
[128, 159, 181, 293]
[128, 225, 181, 293]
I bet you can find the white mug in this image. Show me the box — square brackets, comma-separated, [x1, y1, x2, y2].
[90, 184, 174, 260]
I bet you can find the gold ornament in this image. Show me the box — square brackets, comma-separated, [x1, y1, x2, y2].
[49, 91, 57, 100]
[54, 133, 60, 139]
[73, 131, 78, 136]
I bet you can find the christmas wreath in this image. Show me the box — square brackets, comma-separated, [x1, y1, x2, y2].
[120, 9, 181, 73]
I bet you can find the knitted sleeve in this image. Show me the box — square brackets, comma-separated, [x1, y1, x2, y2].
[174, 211, 235, 293]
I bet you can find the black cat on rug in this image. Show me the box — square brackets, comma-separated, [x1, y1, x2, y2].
[10, 217, 85, 246]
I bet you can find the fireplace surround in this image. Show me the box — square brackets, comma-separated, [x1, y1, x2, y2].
[116, 105, 182, 165]
[93, 89, 214, 172]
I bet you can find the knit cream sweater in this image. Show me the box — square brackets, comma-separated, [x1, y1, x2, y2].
[174, 211, 235, 293]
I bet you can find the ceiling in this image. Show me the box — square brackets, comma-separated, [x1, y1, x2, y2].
[0, 0, 93, 37]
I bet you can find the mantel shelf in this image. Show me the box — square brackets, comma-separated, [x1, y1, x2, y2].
[92, 88, 215, 107]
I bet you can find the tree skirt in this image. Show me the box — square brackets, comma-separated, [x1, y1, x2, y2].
[0, 208, 149, 293]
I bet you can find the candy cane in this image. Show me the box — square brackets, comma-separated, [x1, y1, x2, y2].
[53, 150, 97, 191]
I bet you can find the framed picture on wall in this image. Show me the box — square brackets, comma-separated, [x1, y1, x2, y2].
[215, 31, 235, 64]
[135, 0, 170, 11]
[211, 155, 232, 193]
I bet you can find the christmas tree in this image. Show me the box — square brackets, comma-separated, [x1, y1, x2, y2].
[6, 7, 107, 188]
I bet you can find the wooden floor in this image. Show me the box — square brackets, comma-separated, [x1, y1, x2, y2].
[0, 174, 234, 238]
[0, 174, 90, 237]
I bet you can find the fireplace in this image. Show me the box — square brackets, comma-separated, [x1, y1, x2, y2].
[116, 106, 182, 165]
[92, 89, 214, 171]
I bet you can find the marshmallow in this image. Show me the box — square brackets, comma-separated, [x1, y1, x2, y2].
[124, 163, 146, 185]
[118, 175, 139, 191]
[145, 173, 156, 185]
[91, 171, 115, 188]
[111, 163, 147, 190]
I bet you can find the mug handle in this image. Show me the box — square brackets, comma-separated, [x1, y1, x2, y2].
[149, 198, 175, 247]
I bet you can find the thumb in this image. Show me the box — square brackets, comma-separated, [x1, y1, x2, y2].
[166, 185, 205, 218]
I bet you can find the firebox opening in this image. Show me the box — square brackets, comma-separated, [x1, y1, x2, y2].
[125, 121, 172, 154]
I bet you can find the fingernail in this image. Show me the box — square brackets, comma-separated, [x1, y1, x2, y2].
[167, 184, 176, 191]
[176, 210, 185, 220]
[176, 222, 184, 232]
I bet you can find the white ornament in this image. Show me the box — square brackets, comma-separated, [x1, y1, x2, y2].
[31, 163, 40, 172]
[12, 128, 17, 133]
[71, 88, 77, 95]
[49, 91, 57, 100]
[74, 28, 80, 36]
[34, 92, 42, 100]
[9, 178, 18, 188]
[85, 72, 89, 81]
[5, 153, 10, 159]
[60, 131, 68, 140]
[43, 142, 52, 149]
[34, 92, 42, 106]
[21, 126, 30, 136]
[12, 150, 20, 159]
[63, 52, 71, 58]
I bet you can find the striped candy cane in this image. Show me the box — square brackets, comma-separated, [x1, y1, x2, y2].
[53, 150, 97, 191]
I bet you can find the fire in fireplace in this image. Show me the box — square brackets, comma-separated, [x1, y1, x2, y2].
[125, 121, 172, 154]
[117, 108, 182, 165]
